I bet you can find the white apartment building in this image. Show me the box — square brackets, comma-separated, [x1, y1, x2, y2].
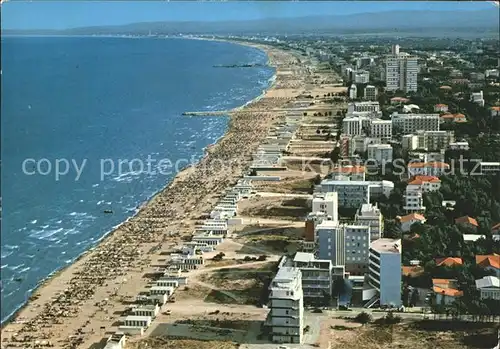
[312, 192, 339, 223]
[340, 135, 382, 158]
[407, 161, 450, 178]
[345, 225, 371, 275]
[268, 267, 304, 344]
[367, 144, 393, 164]
[355, 203, 383, 241]
[475, 276, 500, 300]
[403, 186, 426, 212]
[485, 69, 500, 78]
[402, 134, 419, 151]
[348, 101, 380, 114]
[354, 70, 370, 84]
[293, 252, 333, 304]
[480, 162, 500, 174]
[370, 119, 392, 139]
[319, 179, 394, 208]
[407, 175, 441, 192]
[349, 84, 357, 100]
[364, 85, 378, 101]
[471, 91, 485, 107]
[449, 141, 470, 150]
[392, 113, 440, 134]
[368, 238, 402, 307]
[418, 130, 455, 151]
[330, 165, 366, 181]
[342, 117, 371, 136]
[385, 49, 418, 92]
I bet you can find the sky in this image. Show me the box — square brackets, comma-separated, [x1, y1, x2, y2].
[1, 1, 495, 30]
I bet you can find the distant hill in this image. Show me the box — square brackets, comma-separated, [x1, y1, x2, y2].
[3, 10, 499, 36]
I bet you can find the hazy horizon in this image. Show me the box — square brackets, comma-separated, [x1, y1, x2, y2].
[2, 1, 497, 31]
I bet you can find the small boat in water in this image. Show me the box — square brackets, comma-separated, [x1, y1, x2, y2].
[103, 210, 113, 214]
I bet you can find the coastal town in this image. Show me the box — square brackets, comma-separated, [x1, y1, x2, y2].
[2, 34, 500, 349]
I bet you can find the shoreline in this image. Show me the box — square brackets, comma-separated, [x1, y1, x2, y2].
[1, 37, 277, 327]
[1, 38, 304, 347]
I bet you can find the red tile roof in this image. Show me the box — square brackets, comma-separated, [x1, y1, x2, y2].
[455, 216, 479, 227]
[408, 162, 450, 169]
[432, 278, 463, 297]
[402, 266, 424, 277]
[433, 285, 464, 297]
[391, 97, 410, 102]
[399, 213, 426, 223]
[476, 254, 500, 270]
[408, 175, 441, 185]
[435, 257, 463, 267]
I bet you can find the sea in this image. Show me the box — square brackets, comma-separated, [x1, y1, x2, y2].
[0, 36, 275, 323]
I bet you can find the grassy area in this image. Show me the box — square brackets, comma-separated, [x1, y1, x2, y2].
[241, 234, 301, 254]
[175, 285, 212, 301]
[328, 322, 499, 349]
[201, 263, 277, 305]
[289, 178, 316, 194]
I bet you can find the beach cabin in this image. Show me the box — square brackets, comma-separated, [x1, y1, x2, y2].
[148, 293, 168, 305]
[225, 190, 242, 200]
[150, 285, 175, 297]
[156, 279, 179, 288]
[130, 304, 160, 318]
[104, 332, 127, 349]
[210, 207, 237, 219]
[161, 274, 188, 286]
[192, 234, 224, 246]
[171, 253, 204, 269]
[183, 241, 214, 252]
[124, 315, 151, 327]
[118, 315, 152, 335]
[196, 220, 228, 235]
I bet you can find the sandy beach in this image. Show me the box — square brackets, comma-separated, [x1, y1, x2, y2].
[0, 39, 308, 349]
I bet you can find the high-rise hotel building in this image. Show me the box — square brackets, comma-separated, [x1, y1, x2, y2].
[385, 45, 418, 92]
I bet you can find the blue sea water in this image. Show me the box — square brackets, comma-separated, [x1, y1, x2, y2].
[0, 36, 275, 323]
